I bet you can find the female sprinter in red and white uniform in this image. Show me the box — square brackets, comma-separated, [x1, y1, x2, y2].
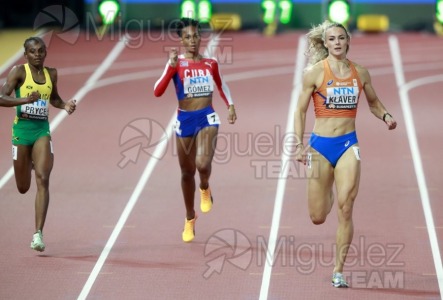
[154, 18, 237, 242]
[294, 21, 397, 287]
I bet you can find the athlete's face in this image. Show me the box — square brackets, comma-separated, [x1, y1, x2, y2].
[324, 26, 349, 58]
[24, 41, 47, 67]
[180, 25, 201, 55]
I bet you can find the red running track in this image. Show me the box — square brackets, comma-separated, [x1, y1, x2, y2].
[0, 30, 442, 300]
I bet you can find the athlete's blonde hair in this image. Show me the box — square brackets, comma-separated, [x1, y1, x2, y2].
[305, 20, 351, 67]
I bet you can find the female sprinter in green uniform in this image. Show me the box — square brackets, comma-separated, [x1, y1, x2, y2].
[0, 37, 76, 252]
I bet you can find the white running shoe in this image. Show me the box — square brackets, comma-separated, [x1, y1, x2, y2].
[30, 230, 45, 252]
[332, 272, 349, 288]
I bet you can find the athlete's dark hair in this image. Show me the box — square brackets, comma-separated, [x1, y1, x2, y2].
[24, 37, 46, 51]
[176, 18, 200, 37]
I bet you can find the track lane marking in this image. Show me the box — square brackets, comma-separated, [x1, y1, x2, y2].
[76, 35, 306, 300]
[0, 30, 44, 75]
[77, 33, 221, 299]
[258, 36, 307, 300]
[389, 35, 443, 298]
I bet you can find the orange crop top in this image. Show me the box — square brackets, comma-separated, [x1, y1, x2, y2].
[312, 59, 363, 118]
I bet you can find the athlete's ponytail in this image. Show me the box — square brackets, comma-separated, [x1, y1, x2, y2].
[305, 20, 351, 67]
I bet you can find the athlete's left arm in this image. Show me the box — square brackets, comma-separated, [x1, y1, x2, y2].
[212, 60, 237, 124]
[357, 64, 397, 130]
[48, 68, 76, 115]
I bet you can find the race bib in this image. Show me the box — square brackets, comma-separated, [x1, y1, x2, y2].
[325, 86, 359, 110]
[184, 75, 214, 98]
[20, 99, 49, 120]
[307, 152, 312, 169]
[174, 119, 182, 135]
[352, 146, 361, 161]
[206, 112, 220, 125]
[12, 145, 17, 160]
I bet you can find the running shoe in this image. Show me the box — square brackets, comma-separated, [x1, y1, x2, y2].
[182, 216, 197, 242]
[332, 272, 349, 288]
[30, 230, 45, 252]
[200, 187, 213, 213]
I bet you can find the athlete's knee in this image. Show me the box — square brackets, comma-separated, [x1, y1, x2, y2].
[308, 193, 332, 224]
[310, 212, 327, 225]
[16, 183, 30, 194]
[339, 206, 353, 221]
[196, 162, 211, 175]
[337, 198, 355, 221]
[181, 168, 196, 180]
[35, 171, 50, 188]
[196, 159, 211, 174]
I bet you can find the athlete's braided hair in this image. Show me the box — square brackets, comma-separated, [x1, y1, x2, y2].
[176, 18, 201, 37]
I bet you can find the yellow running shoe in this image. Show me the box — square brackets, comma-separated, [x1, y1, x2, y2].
[200, 187, 213, 213]
[182, 216, 197, 242]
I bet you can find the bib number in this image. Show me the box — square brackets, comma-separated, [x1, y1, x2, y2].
[12, 145, 17, 160]
[307, 152, 312, 169]
[174, 119, 182, 135]
[352, 146, 361, 160]
[207, 112, 220, 125]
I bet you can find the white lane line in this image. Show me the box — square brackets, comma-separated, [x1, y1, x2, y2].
[76, 114, 175, 300]
[403, 74, 443, 91]
[76, 33, 220, 300]
[0, 37, 127, 190]
[0, 49, 26, 76]
[0, 30, 45, 75]
[259, 36, 307, 300]
[389, 35, 443, 298]
[76, 37, 302, 300]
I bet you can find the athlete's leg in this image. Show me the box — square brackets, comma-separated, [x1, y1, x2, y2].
[333, 144, 361, 273]
[195, 126, 218, 190]
[31, 136, 53, 232]
[176, 136, 197, 220]
[13, 144, 33, 194]
[307, 148, 335, 225]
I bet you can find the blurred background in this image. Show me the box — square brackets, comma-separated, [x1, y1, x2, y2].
[0, 0, 442, 36]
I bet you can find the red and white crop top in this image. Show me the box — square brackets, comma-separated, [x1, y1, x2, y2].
[154, 55, 234, 108]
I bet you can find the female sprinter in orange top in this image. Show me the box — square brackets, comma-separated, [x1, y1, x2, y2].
[154, 18, 237, 242]
[294, 21, 397, 287]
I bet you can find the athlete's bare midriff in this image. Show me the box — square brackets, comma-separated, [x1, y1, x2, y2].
[313, 117, 356, 136]
[178, 96, 212, 111]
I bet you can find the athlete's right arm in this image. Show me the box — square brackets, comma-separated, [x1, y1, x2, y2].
[153, 48, 178, 97]
[294, 67, 317, 164]
[0, 65, 39, 107]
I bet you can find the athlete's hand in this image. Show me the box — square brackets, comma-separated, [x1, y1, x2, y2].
[295, 144, 306, 165]
[169, 48, 178, 67]
[25, 91, 40, 104]
[384, 114, 397, 130]
[228, 105, 237, 124]
[65, 99, 76, 115]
